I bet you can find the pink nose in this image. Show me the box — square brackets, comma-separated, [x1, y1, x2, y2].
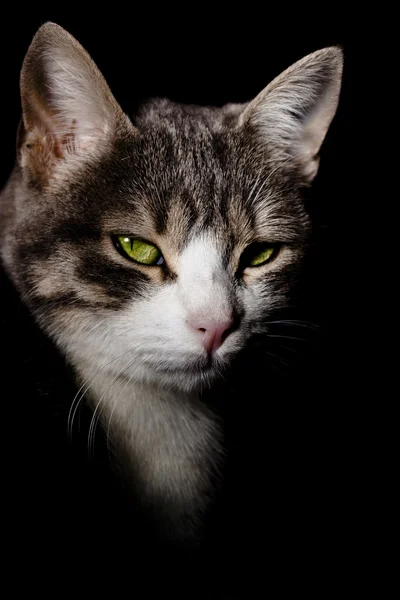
[187, 317, 235, 355]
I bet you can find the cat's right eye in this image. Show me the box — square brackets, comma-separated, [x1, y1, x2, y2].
[113, 236, 165, 266]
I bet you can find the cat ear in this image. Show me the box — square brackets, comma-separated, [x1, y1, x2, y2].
[240, 47, 343, 183]
[19, 22, 132, 185]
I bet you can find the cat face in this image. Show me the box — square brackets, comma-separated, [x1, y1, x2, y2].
[11, 114, 310, 392]
[0, 23, 342, 394]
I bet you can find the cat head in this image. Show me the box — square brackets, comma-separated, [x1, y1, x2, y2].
[5, 23, 342, 393]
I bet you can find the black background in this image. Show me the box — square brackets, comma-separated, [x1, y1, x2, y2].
[0, 9, 354, 597]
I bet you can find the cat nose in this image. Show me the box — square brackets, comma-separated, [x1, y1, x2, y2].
[187, 317, 235, 355]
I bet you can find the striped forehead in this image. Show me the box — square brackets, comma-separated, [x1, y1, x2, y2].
[152, 188, 291, 252]
[131, 145, 295, 244]
[99, 121, 307, 251]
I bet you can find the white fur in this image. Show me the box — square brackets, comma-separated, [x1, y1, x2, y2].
[50, 233, 284, 528]
[52, 234, 249, 527]
[58, 234, 243, 394]
[177, 233, 234, 323]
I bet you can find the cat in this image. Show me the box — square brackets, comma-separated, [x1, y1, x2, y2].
[0, 22, 342, 541]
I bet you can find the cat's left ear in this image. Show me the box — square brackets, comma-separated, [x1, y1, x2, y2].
[240, 47, 343, 183]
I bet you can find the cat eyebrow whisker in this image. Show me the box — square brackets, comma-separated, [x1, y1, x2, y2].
[246, 168, 263, 205]
[250, 151, 304, 207]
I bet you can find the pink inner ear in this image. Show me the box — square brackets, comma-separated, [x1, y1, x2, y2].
[18, 113, 80, 187]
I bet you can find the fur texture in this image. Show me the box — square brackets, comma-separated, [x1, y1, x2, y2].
[0, 23, 342, 539]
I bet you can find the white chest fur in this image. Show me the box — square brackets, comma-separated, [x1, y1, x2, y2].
[75, 360, 223, 522]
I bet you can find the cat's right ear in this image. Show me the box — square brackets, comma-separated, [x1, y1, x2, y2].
[18, 22, 134, 187]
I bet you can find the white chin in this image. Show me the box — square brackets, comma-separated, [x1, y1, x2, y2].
[138, 357, 227, 393]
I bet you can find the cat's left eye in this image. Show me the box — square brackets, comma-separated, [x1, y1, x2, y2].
[248, 245, 276, 267]
[113, 236, 164, 266]
[243, 243, 278, 268]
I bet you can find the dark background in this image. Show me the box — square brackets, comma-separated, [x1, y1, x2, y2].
[0, 9, 353, 596]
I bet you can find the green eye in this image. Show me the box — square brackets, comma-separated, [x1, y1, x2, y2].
[248, 245, 276, 267]
[114, 236, 164, 266]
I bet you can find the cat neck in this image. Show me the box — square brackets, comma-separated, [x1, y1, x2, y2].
[75, 358, 223, 533]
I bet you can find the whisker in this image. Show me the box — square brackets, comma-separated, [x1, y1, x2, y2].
[246, 169, 263, 205]
[106, 368, 141, 462]
[68, 349, 126, 442]
[262, 357, 284, 375]
[274, 344, 299, 354]
[250, 153, 302, 207]
[87, 353, 140, 459]
[67, 332, 141, 441]
[267, 334, 313, 343]
[263, 349, 290, 366]
[266, 319, 320, 330]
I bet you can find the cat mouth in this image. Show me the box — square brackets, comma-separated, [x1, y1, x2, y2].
[153, 357, 214, 375]
[133, 348, 233, 391]
[144, 353, 228, 381]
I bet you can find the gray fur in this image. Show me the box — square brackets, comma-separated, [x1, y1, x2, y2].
[0, 23, 343, 538]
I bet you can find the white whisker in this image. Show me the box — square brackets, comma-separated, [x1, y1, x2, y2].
[267, 334, 313, 343]
[67, 331, 140, 441]
[106, 368, 142, 462]
[87, 352, 140, 459]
